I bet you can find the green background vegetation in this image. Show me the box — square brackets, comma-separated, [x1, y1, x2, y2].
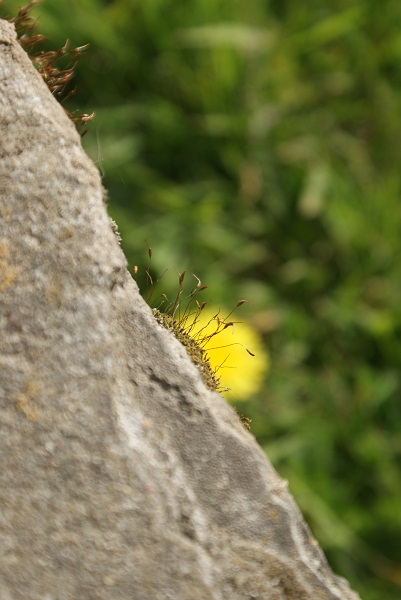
[3, 1, 401, 598]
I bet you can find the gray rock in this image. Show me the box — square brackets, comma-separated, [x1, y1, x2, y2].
[0, 19, 361, 599]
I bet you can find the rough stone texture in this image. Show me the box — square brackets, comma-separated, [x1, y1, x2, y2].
[0, 19, 361, 600]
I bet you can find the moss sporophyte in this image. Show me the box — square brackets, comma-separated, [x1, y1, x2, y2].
[133, 244, 269, 416]
[1, 0, 94, 134]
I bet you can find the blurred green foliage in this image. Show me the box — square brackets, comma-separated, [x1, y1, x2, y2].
[3, 0, 401, 597]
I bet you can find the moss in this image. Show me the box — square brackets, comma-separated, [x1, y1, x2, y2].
[153, 309, 253, 430]
[153, 308, 220, 392]
[1, 0, 93, 134]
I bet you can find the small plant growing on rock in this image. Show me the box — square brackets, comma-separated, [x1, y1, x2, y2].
[1, 0, 94, 134]
[133, 244, 266, 430]
[136, 243, 254, 394]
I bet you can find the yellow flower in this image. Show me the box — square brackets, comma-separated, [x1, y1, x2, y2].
[186, 306, 269, 401]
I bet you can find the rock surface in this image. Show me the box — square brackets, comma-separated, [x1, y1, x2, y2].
[0, 19, 361, 599]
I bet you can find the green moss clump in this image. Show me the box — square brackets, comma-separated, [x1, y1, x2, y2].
[152, 308, 220, 392]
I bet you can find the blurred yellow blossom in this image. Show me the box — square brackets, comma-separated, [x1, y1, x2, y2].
[186, 306, 269, 401]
